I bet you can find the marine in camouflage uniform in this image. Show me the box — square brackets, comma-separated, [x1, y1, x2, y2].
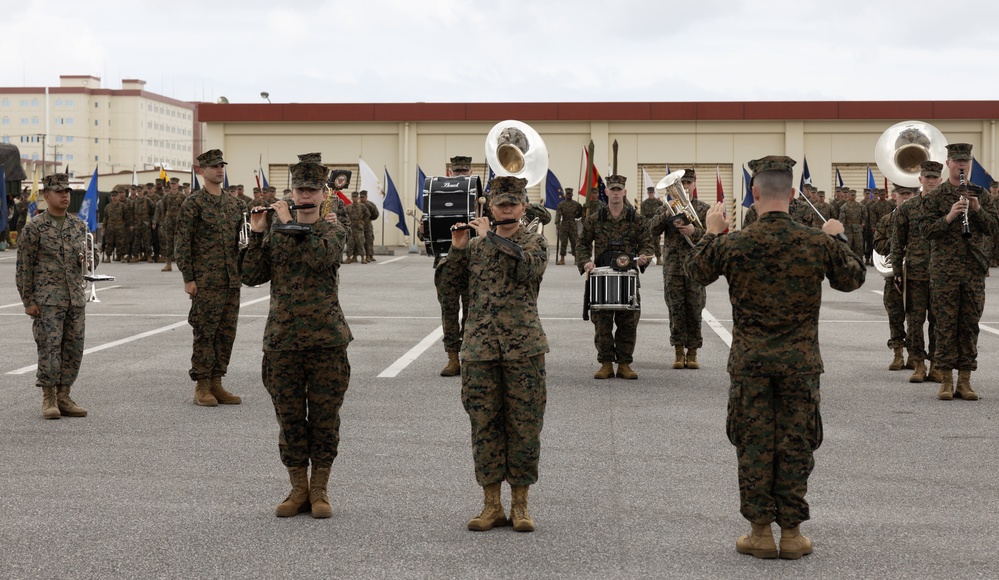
[129, 187, 155, 262]
[523, 201, 551, 229]
[686, 156, 865, 559]
[640, 187, 665, 264]
[891, 164, 942, 383]
[359, 190, 379, 262]
[648, 169, 710, 370]
[742, 203, 758, 228]
[344, 191, 369, 263]
[175, 149, 244, 407]
[577, 175, 655, 379]
[873, 190, 913, 370]
[159, 177, 186, 271]
[102, 188, 131, 261]
[447, 175, 548, 533]
[921, 144, 999, 400]
[241, 158, 351, 519]
[838, 191, 865, 257]
[554, 188, 583, 265]
[812, 191, 836, 223]
[15, 173, 90, 419]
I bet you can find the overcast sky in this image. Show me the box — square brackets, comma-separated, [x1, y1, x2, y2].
[5, 0, 999, 104]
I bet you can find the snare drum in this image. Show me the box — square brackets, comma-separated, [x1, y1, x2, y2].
[588, 267, 639, 311]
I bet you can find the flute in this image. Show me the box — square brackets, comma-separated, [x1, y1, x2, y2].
[450, 218, 519, 232]
[249, 203, 317, 214]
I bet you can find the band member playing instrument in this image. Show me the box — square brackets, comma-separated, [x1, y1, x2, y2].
[448, 176, 548, 533]
[641, 186, 664, 264]
[241, 157, 351, 519]
[648, 169, 710, 370]
[175, 149, 244, 407]
[873, 186, 916, 371]
[577, 175, 654, 379]
[15, 173, 90, 419]
[686, 156, 865, 560]
[554, 187, 583, 265]
[433, 155, 473, 377]
[922, 143, 999, 400]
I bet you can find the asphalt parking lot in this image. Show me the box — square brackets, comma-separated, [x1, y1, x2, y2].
[2, 246, 997, 579]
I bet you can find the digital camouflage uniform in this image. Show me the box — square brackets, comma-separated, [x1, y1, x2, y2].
[554, 195, 583, 259]
[648, 198, 710, 349]
[102, 194, 130, 260]
[838, 198, 865, 257]
[345, 198, 369, 261]
[160, 189, 186, 262]
[742, 203, 758, 228]
[812, 199, 837, 224]
[447, 222, 549, 486]
[922, 180, 999, 371]
[175, 187, 244, 382]
[241, 217, 352, 469]
[363, 197, 379, 258]
[577, 207, 655, 364]
[891, 194, 937, 362]
[129, 193, 155, 260]
[523, 202, 551, 231]
[641, 196, 665, 261]
[16, 209, 89, 391]
[873, 211, 905, 350]
[686, 209, 866, 528]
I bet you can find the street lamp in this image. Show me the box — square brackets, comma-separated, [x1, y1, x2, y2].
[260, 91, 271, 103]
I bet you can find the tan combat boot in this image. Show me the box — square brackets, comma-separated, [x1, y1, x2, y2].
[685, 348, 700, 370]
[672, 345, 685, 369]
[368, 255, 376, 262]
[440, 352, 461, 377]
[309, 466, 333, 519]
[467, 483, 508, 531]
[779, 526, 813, 559]
[275, 466, 310, 517]
[926, 360, 943, 383]
[128, 255, 138, 263]
[954, 370, 979, 401]
[147, 255, 155, 263]
[42, 386, 61, 420]
[904, 350, 915, 370]
[909, 359, 926, 383]
[594, 362, 614, 379]
[736, 522, 778, 559]
[161, 261, 172, 272]
[556, 256, 565, 265]
[510, 485, 535, 532]
[616, 363, 638, 379]
[209, 376, 242, 405]
[888, 347, 904, 371]
[194, 379, 218, 406]
[361, 256, 370, 264]
[344, 256, 354, 264]
[936, 369, 953, 401]
[56, 386, 88, 417]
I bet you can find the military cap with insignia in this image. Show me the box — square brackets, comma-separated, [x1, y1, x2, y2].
[350, 191, 359, 198]
[748, 155, 796, 176]
[197, 149, 227, 167]
[606, 175, 626, 190]
[647, 186, 655, 193]
[298, 152, 323, 164]
[946, 143, 973, 161]
[564, 187, 574, 195]
[450, 156, 472, 172]
[289, 154, 328, 190]
[42, 173, 71, 192]
[681, 168, 696, 182]
[920, 160, 943, 178]
[488, 176, 528, 205]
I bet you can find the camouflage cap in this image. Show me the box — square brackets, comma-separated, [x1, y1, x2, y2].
[283, 188, 292, 194]
[564, 187, 574, 195]
[252, 187, 261, 193]
[488, 176, 528, 205]
[681, 168, 697, 182]
[298, 152, 322, 164]
[155, 178, 165, 184]
[197, 149, 227, 167]
[606, 175, 626, 190]
[350, 190, 359, 198]
[991, 180, 999, 187]
[450, 156, 472, 172]
[946, 143, 973, 161]
[359, 190, 368, 197]
[42, 173, 71, 192]
[918, 161, 943, 177]
[747, 156, 796, 176]
[169, 177, 180, 183]
[145, 182, 155, 187]
[647, 186, 655, 193]
[289, 161, 328, 190]
[182, 182, 190, 187]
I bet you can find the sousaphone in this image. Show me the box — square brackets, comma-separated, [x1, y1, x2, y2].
[484, 120, 549, 188]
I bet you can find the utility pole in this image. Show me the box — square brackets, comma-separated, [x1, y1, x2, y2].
[49, 143, 63, 171]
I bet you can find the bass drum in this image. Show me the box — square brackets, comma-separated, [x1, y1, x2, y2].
[422, 175, 483, 258]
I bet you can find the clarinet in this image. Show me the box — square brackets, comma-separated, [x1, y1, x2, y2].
[959, 170, 972, 239]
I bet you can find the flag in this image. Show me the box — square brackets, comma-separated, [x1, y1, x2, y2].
[131, 166, 139, 186]
[191, 166, 200, 191]
[742, 165, 754, 208]
[223, 166, 229, 189]
[0, 166, 7, 233]
[970, 158, 995, 191]
[415, 165, 427, 212]
[259, 164, 269, 189]
[27, 165, 40, 216]
[866, 166, 876, 193]
[483, 166, 496, 194]
[544, 169, 563, 210]
[642, 167, 657, 198]
[579, 146, 606, 205]
[835, 167, 844, 188]
[383, 168, 409, 236]
[159, 166, 168, 184]
[358, 157, 384, 212]
[78, 166, 99, 232]
[715, 165, 724, 203]
[799, 156, 812, 193]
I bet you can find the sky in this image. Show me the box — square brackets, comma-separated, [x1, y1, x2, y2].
[4, 0, 999, 105]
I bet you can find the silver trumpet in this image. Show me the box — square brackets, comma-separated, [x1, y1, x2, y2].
[83, 232, 115, 303]
[239, 212, 251, 249]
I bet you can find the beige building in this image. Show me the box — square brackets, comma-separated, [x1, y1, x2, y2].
[198, 101, 999, 247]
[0, 75, 197, 178]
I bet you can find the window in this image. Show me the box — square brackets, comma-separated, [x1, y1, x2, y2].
[1, 116, 7, 125]
[95, 138, 99, 143]
[1, 98, 8, 106]
[1, 136, 9, 143]
[66, 99, 73, 107]
[94, 155, 99, 162]
[148, 104, 152, 112]
[66, 118, 73, 125]
[66, 136, 73, 142]
[56, 135, 63, 142]
[66, 154, 74, 160]
[95, 102, 99, 108]
[31, 116, 39, 125]
[147, 121, 152, 129]
[55, 154, 63, 161]
[31, 153, 39, 160]
[55, 118, 63, 125]
[31, 98, 39, 106]
[20, 100, 28, 107]
[55, 99, 63, 107]
[95, 120, 99, 126]
[20, 117, 28, 124]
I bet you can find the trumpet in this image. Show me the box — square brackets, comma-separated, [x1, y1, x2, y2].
[239, 212, 250, 249]
[82, 232, 115, 303]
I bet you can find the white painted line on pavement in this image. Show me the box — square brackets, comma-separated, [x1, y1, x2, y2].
[377, 256, 407, 265]
[979, 324, 999, 336]
[871, 290, 884, 296]
[702, 308, 732, 347]
[0, 285, 122, 309]
[378, 325, 444, 378]
[7, 295, 271, 376]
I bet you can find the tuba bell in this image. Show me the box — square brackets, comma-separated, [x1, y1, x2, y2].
[875, 120, 947, 188]
[484, 120, 549, 188]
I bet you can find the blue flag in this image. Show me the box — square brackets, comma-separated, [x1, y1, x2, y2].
[741, 165, 754, 208]
[483, 166, 496, 195]
[799, 156, 811, 193]
[79, 166, 99, 232]
[415, 165, 426, 212]
[867, 166, 876, 194]
[970, 158, 994, 191]
[0, 166, 7, 232]
[259, 165, 269, 189]
[192, 167, 201, 191]
[544, 170, 563, 211]
[383, 168, 409, 236]
[835, 167, 844, 188]
[223, 167, 229, 189]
